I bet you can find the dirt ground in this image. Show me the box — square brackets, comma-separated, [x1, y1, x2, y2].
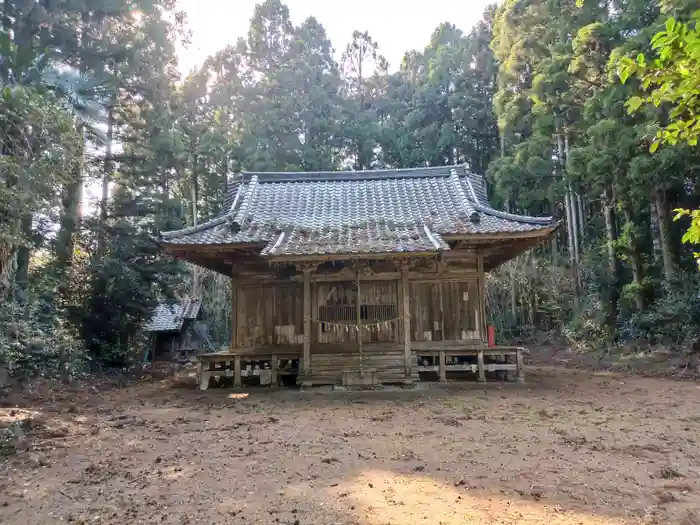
[2, 355, 700, 525]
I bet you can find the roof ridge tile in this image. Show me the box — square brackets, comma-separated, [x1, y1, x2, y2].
[231, 174, 259, 228]
[449, 168, 479, 221]
[241, 164, 456, 183]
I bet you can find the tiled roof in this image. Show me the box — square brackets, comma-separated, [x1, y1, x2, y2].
[261, 222, 450, 257]
[160, 165, 555, 257]
[144, 299, 201, 333]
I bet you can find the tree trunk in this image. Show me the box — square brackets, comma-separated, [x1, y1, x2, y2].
[1, 134, 20, 294]
[629, 253, 645, 311]
[0, 216, 18, 295]
[557, 133, 575, 264]
[14, 125, 38, 287]
[528, 254, 537, 334]
[576, 192, 585, 248]
[14, 213, 33, 285]
[191, 155, 199, 227]
[56, 10, 90, 266]
[649, 197, 663, 268]
[505, 200, 518, 322]
[557, 129, 579, 310]
[603, 190, 617, 278]
[222, 155, 229, 195]
[564, 134, 580, 264]
[0, 0, 11, 83]
[603, 189, 619, 325]
[548, 200, 559, 256]
[97, 103, 115, 257]
[56, 133, 84, 266]
[623, 209, 645, 312]
[569, 187, 581, 264]
[191, 154, 201, 297]
[654, 188, 675, 282]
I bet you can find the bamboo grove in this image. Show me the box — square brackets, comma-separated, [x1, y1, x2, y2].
[0, 0, 698, 376]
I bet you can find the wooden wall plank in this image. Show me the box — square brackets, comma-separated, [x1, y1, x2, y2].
[410, 280, 481, 343]
[236, 283, 303, 347]
[308, 343, 418, 384]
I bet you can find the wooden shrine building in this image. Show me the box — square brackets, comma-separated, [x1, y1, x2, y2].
[158, 165, 557, 389]
[143, 298, 214, 362]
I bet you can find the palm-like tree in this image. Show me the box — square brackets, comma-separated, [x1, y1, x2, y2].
[0, 40, 109, 294]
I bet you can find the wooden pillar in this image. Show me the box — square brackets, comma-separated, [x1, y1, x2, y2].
[356, 270, 363, 374]
[302, 265, 313, 377]
[438, 281, 445, 340]
[438, 350, 446, 382]
[477, 349, 486, 383]
[234, 355, 242, 387]
[477, 251, 487, 342]
[230, 270, 241, 388]
[230, 270, 238, 350]
[311, 277, 319, 348]
[516, 349, 525, 384]
[198, 361, 209, 390]
[400, 262, 412, 380]
[270, 354, 278, 386]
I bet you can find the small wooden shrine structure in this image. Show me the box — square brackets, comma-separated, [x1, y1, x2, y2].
[158, 165, 557, 388]
[143, 298, 208, 362]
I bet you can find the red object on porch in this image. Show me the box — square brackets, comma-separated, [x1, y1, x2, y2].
[487, 325, 496, 347]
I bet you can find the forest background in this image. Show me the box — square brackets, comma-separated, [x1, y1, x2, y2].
[1, 0, 699, 378]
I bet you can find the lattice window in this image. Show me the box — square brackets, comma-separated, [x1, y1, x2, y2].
[319, 304, 397, 323]
[316, 282, 399, 339]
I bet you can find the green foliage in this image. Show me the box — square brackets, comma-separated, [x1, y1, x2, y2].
[623, 273, 700, 346]
[2, 0, 700, 375]
[675, 208, 700, 268]
[487, 0, 700, 350]
[486, 254, 577, 340]
[0, 0, 187, 376]
[620, 12, 700, 269]
[619, 12, 700, 149]
[0, 273, 87, 379]
[0, 78, 83, 293]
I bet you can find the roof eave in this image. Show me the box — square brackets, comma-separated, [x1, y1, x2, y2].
[160, 215, 232, 241]
[161, 241, 267, 251]
[144, 327, 182, 334]
[474, 204, 554, 225]
[442, 224, 559, 242]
